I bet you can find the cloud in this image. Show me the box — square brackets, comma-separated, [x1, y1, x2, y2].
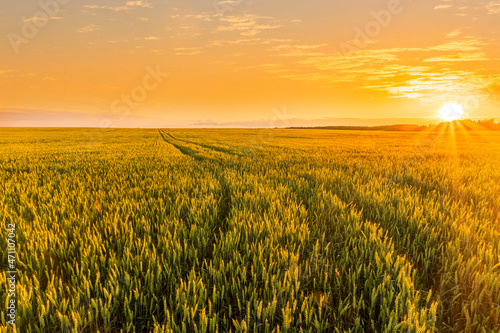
[209, 38, 262, 46]
[215, 15, 287, 36]
[0, 69, 15, 76]
[233, 63, 281, 72]
[180, 14, 215, 22]
[428, 39, 485, 52]
[446, 29, 461, 38]
[259, 34, 496, 103]
[209, 38, 293, 47]
[174, 47, 202, 56]
[423, 52, 489, 62]
[338, 37, 485, 56]
[276, 44, 326, 49]
[486, 2, 500, 14]
[83, 1, 152, 12]
[191, 119, 220, 126]
[279, 73, 358, 84]
[23, 16, 63, 22]
[126, 1, 150, 7]
[262, 48, 409, 87]
[362, 71, 472, 96]
[434, 5, 452, 10]
[296, 49, 400, 71]
[266, 44, 330, 57]
[344, 64, 430, 77]
[77, 24, 98, 33]
[134, 36, 159, 40]
[361, 71, 500, 107]
[276, 51, 326, 57]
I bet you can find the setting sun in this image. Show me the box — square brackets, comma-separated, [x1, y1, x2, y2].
[439, 103, 464, 121]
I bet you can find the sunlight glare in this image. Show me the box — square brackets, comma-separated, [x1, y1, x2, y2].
[439, 102, 464, 121]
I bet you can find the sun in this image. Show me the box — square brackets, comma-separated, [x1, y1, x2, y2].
[439, 102, 464, 121]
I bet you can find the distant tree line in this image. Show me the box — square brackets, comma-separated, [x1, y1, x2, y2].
[288, 119, 500, 131]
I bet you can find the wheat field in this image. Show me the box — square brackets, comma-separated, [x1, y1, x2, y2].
[1, 128, 499, 332]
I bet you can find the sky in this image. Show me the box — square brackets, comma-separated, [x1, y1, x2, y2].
[0, 0, 499, 127]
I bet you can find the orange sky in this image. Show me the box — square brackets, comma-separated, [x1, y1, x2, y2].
[1, 0, 499, 127]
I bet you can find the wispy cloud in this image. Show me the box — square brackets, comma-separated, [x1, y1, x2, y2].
[434, 5, 453, 10]
[180, 14, 215, 21]
[135, 36, 159, 40]
[126, 1, 151, 7]
[270, 44, 328, 57]
[296, 49, 400, 71]
[262, 48, 407, 87]
[365, 72, 499, 104]
[209, 38, 293, 47]
[428, 39, 485, 52]
[77, 24, 98, 33]
[273, 44, 327, 50]
[215, 15, 287, 36]
[257, 35, 496, 105]
[486, 2, 500, 14]
[23, 16, 63, 22]
[83, 1, 152, 12]
[423, 52, 489, 62]
[174, 47, 202, 56]
[0, 69, 15, 76]
[446, 29, 461, 38]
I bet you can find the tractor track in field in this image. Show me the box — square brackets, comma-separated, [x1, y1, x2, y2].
[214, 172, 231, 234]
[158, 128, 233, 262]
[171, 134, 240, 156]
[158, 129, 239, 157]
[158, 129, 205, 161]
[202, 170, 233, 264]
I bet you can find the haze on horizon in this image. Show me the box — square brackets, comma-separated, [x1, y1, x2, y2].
[1, 0, 499, 128]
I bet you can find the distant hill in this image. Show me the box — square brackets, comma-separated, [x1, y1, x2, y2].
[288, 119, 500, 131]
